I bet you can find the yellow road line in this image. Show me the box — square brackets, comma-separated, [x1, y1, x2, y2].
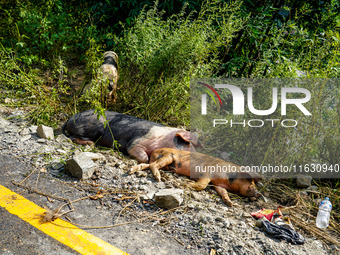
[0, 185, 128, 255]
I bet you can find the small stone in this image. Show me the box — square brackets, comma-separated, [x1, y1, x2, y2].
[215, 216, 225, 222]
[187, 203, 196, 209]
[29, 125, 38, 133]
[156, 182, 166, 189]
[139, 185, 148, 191]
[57, 149, 67, 154]
[20, 135, 31, 142]
[78, 152, 105, 161]
[4, 128, 14, 133]
[43, 146, 55, 153]
[191, 191, 203, 200]
[220, 151, 230, 160]
[56, 134, 72, 143]
[37, 138, 47, 143]
[306, 185, 318, 191]
[296, 175, 312, 188]
[136, 171, 148, 178]
[20, 128, 30, 135]
[141, 191, 156, 200]
[65, 153, 97, 179]
[51, 162, 64, 170]
[224, 220, 231, 228]
[154, 188, 184, 209]
[37, 125, 54, 140]
[4, 98, 14, 104]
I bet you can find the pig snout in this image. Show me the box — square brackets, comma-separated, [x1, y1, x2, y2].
[243, 181, 259, 197]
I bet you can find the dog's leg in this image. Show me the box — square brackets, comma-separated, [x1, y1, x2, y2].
[189, 178, 210, 191]
[214, 186, 233, 207]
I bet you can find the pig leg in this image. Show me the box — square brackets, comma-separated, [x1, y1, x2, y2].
[128, 146, 149, 163]
[214, 186, 233, 207]
[189, 178, 210, 191]
[147, 155, 175, 182]
[130, 154, 175, 182]
[73, 138, 95, 146]
[130, 163, 150, 174]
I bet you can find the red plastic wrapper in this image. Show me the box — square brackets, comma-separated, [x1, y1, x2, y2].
[251, 208, 275, 221]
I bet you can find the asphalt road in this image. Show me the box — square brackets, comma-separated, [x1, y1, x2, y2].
[0, 155, 78, 254]
[0, 206, 76, 255]
[0, 154, 193, 255]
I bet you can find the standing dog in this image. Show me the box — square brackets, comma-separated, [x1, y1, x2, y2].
[130, 148, 262, 206]
[100, 51, 119, 104]
[62, 110, 202, 163]
[78, 51, 119, 104]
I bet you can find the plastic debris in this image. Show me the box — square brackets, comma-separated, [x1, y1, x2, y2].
[252, 206, 305, 245]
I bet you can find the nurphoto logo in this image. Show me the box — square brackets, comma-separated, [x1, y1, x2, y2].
[190, 78, 339, 179]
[200, 82, 311, 128]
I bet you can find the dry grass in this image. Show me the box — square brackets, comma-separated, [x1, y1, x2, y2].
[267, 180, 340, 246]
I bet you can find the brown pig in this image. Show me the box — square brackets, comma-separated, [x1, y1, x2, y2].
[130, 148, 262, 206]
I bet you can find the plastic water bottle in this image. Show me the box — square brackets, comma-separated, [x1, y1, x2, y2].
[316, 197, 332, 228]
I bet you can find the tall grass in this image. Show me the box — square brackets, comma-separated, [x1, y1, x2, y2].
[109, 1, 245, 125]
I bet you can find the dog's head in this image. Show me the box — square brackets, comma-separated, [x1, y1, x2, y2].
[103, 51, 118, 63]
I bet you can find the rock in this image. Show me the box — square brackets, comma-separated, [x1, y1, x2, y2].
[42, 146, 55, 153]
[154, 188, 184, 209]
[65, 153, 97, 179]
[198, 213, 213, 223]
[136, 171, 148, 178]
[77, 152, 105, 161]
[20, 135, 31, 142]
[215, 216, 224, 222]
[55, 134, 72, 143]
[156, 181, 166, 189]
[306, 185, 318, 191]
[141, 190, 156, 200]
[191, 191, 204, 201]
[4, 98, 14, 104]
[296, 175, 312, 188]
[51, 162, 64, 170]
[56, 149, 67, 154]
[220, 151, 230, 161]
[29, 125, 38, 133]
[223, 220, 231, 229]
[0, 118, 11, 129]
[20, 128, 30, 135]
[37, 125, 54, 140]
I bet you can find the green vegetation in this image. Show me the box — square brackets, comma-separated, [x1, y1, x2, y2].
[1, 0, 338, 125]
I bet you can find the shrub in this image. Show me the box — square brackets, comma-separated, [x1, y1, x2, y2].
[111, 0, 245, 125]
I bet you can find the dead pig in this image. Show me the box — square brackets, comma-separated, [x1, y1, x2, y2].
[62, 110, 201, 163]
[131, 148, 262, 206]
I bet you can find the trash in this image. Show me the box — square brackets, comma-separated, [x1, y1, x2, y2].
[251, 208, 275, 221]
[252, 206, 305, 244]
[256, 217, 305, 245]
[316, 197, 332, 228]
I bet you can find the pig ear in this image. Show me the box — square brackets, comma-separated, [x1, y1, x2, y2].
[176, 131, 203, 147]
[238, 172, 263, 182]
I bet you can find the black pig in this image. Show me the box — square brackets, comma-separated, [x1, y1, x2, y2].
[62, 110, 201, 163]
